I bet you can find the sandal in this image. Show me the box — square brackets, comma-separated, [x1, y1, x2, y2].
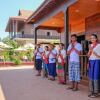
[36, 74, 41, 76]
[88, 92, 94, 97]
[89, 93, 99, 98]
[72, 88, 79, 91]
[67, 87, 74, 90]
[50, 78, 55, 81]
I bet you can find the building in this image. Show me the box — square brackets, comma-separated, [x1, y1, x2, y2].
[27, 0, 100, 44]
[27, 0, 100, 83]
[5, 9, 61, 45]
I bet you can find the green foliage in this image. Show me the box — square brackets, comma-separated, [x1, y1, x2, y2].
[1, 37, 33, 65]
[2, 37, 19, 49]
[3, 50, 10, 61]
[26, 49, 33, 61]
[12, 58, 22, 65]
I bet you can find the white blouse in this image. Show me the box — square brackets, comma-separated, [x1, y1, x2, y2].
[89, 44, 100, 60]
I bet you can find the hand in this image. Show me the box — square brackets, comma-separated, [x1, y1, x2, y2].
[89, 45, 93, 51]
[58, 50, 61, 54]
[71, 44, 74, 48]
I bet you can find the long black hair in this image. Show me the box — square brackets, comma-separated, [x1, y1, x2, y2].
[91, 34, 98, 42]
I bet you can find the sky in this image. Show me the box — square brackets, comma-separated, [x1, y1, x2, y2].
[0, 0, 44, 39]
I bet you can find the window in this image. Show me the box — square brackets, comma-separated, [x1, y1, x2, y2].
[22, 31, 24, 38]
[47, 32, 50, 36]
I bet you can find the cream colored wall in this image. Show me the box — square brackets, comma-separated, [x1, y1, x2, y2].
[19, 24, 33, 35]
[21, 24, 33, 34]
[20, 25, 60, 37]
[37, 29, 60, 37]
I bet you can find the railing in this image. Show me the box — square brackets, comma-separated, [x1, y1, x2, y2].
[14, 34, 34, 38]
[37, 35, 60, 39]
[12, 34, 60, 39]
[80, 55, 88, 78]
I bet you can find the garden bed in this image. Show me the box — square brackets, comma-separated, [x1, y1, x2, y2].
[0, 61, 34, 67]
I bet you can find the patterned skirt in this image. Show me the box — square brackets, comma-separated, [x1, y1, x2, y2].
[57, 63, 65, 83]
[69, 61, 80, 82]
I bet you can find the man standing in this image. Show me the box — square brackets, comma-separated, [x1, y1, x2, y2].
[67, 34, 82, 91]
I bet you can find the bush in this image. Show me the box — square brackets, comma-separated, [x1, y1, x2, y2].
[13, 58, 22, 65]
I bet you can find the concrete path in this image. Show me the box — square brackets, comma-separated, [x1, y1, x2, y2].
[0, 66, 99, 100]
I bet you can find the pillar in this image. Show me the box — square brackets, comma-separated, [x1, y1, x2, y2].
[64, 8, 69, 83]
[35, 28, 37, 45]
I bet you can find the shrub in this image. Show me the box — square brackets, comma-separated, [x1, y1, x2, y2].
[13, 58, 22, 65]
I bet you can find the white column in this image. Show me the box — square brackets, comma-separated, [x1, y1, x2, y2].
[15, 20, 18, 34]
[12, 20, 15, 37]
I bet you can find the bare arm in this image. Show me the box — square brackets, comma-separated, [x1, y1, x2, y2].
[88, 45, 93, 57]
[67, 48, 74, 55]
[73, 48, 81, 55]
[51, 51, 57, 57]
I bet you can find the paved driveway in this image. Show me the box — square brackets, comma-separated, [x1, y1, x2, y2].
[0, 66, 99, 100]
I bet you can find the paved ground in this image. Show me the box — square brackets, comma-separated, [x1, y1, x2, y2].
[0, 66, 100, 100]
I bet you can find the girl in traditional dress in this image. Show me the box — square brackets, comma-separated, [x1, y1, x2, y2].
[42, 46, 49, 78]
[57, 43, 66, 84]
[88, 34, 100, 98]
[34, 44, 43, 76]
[48, 44, 57, 81]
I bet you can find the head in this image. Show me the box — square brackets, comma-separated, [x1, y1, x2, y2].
[71, 34, 77, 43]
[49, 44, 55, 50]
[44, 46, 49, 51]
[90, 34, 98, 44]
[59, 43, 65, 50]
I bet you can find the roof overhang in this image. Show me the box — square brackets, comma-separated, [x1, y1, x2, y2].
[5, 17, 26, 32]
[26, 0, 77, 33]
[26, 0, 77, 23]
[27, 0, 100, 34]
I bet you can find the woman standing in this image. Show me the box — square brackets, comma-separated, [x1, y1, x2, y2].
[42, 46, 49, 78]
[88, 34, 100, 98]
[57, 43, 66, 84]
[34, 44, 43, 76]
[48, 44, 57, 81]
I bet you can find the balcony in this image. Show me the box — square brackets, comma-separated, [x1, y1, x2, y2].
[14, 34, 34, 39]
[12, 33, 60, 39]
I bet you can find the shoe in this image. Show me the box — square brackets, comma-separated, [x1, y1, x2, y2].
[50, 78, 55, 81]
[88, 93, 93, 97]
[89, 93, 99, 98]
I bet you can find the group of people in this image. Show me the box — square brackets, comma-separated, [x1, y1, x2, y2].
[34, 34, 100, 98]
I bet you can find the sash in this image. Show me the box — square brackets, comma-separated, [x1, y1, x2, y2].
[47, 51, 56, 58]
[47, 51, 56, 62]
[70, 43, 81, 55]
[35, 49, 42, 59]
[42, 52, 49, 64]
[58, 52, 65, 66]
